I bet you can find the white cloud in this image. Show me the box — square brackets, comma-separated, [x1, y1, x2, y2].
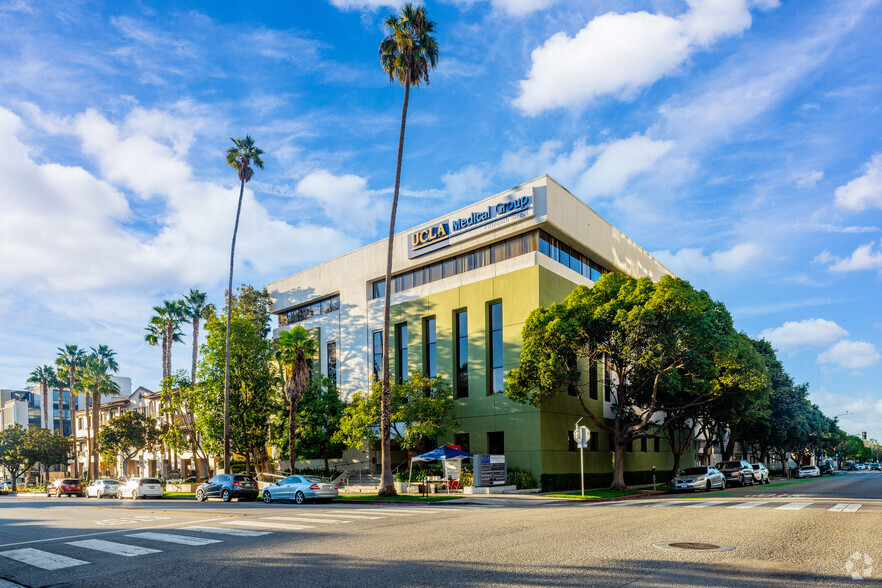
[759, 318, 848, 351]
[834, 153, 882, 211]
[826, 242, 882, 273]
[442, 164, 491, 202]
[514, 0, 758, 115]
[817, 340, 881, 370]
[794, 170, 823, 188]
[577, 134, 674, 198]
[500, 139, 598, 188]
[328, 0, 402, 10]
[652, 243, 762, 276]
[295, 169, 387, 233]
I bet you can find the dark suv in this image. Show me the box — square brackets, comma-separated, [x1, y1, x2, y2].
[196, 474, 259, 502]
[715, 460, 755, 487]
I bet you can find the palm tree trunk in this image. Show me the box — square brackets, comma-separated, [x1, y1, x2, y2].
[42, 382, 49, 431]
[379, 71, 411, 498]
[84, 392, 91, 479]
[56, 387, 63, 434]
[69, 369, 78, 479]
[91, 390, 100, 479]
[289, 400, 297, 474]
[224, 175, 246, 474]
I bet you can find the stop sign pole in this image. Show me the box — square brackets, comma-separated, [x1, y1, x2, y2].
[574, 418, 590, 497]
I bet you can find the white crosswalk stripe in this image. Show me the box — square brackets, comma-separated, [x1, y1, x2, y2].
[261, 516, 351, 525]
[67, 539, 160, 557]
[829, 503, 862, 512]
[181, 526, 271, 537]
[300, 512, 384, 519]
[222, 520, 314, 531]
[684, 501, 726, 508]
[126, 532, 222, 546]
[0, 548, 89, 570]
[776, 502, 812, 510]
[330, 508, 416, 516]
[727, 502, 769, 508]
[649, 501, 684, 507]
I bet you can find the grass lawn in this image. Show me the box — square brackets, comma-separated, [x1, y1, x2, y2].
[543, 488, 654, 500]
[338, 493, 460, 503]
[163, 492, 196, 498]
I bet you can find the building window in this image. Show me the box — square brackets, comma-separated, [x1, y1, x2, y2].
[396, 324, 408, 384]
[626, 440, 633, 453]
[589, 430, 598, 452]
[455, 311, 468, 398]
[488, 431, 505, 455]
[489, 302, 503, 394]
[589, 359, 598, 400]
[372, 331, 382, 380]
[327, 341, 337, 387]
[424, 318, 436, 378]
[278, 294, 341, 327]
[568, 430, 576, 452]
[453, 433, 470, 453]
[604, 355, 612, 402]
[654, 437, 661, 452]
[641, 437, 647, 452]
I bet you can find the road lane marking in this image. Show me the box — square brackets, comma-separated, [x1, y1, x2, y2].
[727, 502, 768, 508]
[222, 520, 314, 531]
[66, 539, 161, 556]
[126, 532, 222, 546]
[0, 548, 89, 570]
[302, 512, 384, 519]
[331, 509, 416, 516]
[843, 504, 862, 512]
[684, 501, 726, 508]
[261, 516, 352, 525]
[775, 502, 812, 510]
[829, 503, 862, 512]
[180, 526, 271, 537]
[649, 502, 684, 507]
[829, 504, 848, 512]
[0, 517, 224, 549]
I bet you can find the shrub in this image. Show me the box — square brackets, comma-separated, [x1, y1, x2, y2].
[506, 467, 537, 489]
[459, 466, 473, 487]
[396, 465, 442, 482]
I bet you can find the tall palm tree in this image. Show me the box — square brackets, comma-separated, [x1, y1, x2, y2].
[377, 2, 438, 496]
[82, 345, 120, 479]
[28, 365, 57, 431]
[53, 368, 67, 434]
[274, 326, 318, 474]
[224, 135, 264, 473]
[145, 301, 185, 386]
[183, 289, 208, 386]
[56, 344, 87, 476]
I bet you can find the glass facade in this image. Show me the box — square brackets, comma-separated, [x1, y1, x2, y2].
[424, 318, 437, 379]
[327, 341, 337, 387]
[489, 302, 503, 394]
[279, 294, 340, 327]
[455, 311, 468, 398]
[396, 323, 408, 384]
[372, 331, 382, 380]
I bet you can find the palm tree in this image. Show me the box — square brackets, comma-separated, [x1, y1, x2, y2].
[28, 365, 57, 431]
[56, 344, 87, 476]
[53, 368, 67, 434]
[145, 301, 185, 386]
[82, 345, 120, 479]
[377, 2, 438, 497]
[224, 135, 264, 473]
[183, 289, 208, 386]
[274, 326, 318, 474]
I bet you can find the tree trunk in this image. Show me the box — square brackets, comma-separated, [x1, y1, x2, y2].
[69, 369, 78, 479]
[723, 429, 737, 461]
[610, 437, 627, 490]
[289, 400, 297, 474]
[379, 72, 412, 498]
[57, 387, 64, 434]
[84, 392, 91, 479]
[224, 176, 246, 474]
[91, 390, 100, 479]
[42, 382, 49, 431]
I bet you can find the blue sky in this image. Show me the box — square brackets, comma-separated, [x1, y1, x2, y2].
[1, 0, 881, 440]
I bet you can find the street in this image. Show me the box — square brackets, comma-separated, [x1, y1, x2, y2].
[1, 472, 880, 587]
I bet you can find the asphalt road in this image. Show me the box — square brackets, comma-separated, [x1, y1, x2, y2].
[1, 472, 880, 587]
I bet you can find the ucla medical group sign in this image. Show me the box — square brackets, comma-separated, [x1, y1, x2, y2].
[407, 194, 534, 259]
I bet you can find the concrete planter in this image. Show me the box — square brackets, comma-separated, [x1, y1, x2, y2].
[393, 482, 412, 493]
[464, 485, 517, 494]
[165, 483, 199, 493]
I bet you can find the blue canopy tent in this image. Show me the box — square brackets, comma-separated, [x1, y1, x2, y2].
[409, 446, 474, 493]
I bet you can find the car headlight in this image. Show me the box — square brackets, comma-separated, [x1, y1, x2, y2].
[695, 477, 707, 482]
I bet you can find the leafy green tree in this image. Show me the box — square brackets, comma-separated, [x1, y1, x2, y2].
[838, 435, 870, 462]
[27, 427, 73, 484]
[56, 344, 87, 477]
[0, 425, 39, 492]
[97, 411, 162, 477]
[507, 273, 736, 490]
[377, 2, 439, 498]
[28, 365, 56, 431]
[196, 285, 274, 475]
[162, 370, 210, 477]
[274, 325, 318, 474]
[223, 136, 265, 474]
[337, 372, 457, 456]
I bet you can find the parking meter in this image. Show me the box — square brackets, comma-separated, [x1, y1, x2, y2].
[652, 466, 656, 491]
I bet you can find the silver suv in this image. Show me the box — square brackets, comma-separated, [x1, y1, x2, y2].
[750, 462, 770, 484]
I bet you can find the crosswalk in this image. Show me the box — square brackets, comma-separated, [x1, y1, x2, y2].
[0, 506, 479, 573]
[588, 500, 865, 513]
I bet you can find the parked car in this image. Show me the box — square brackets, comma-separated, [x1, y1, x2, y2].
[196, 474, 259, 502]
[671, 466, 726, 492]
[117, 477, 164, 499]
[261, 475, 339, 504]
[46, 479, 84, 497]
[819, 463, 835, 476]
[750, 462, 770, 484]
[797, 465, 820, 478]
[871, 463, 881, 471]
[86, 479, 121, 498]
[715, 460, 755, 486]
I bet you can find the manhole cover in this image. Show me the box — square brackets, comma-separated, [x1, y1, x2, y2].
[653, 541, 735, 553]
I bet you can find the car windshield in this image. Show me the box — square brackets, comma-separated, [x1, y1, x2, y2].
[752, 465, 761, 470]
[717, 462, 741, 469]
[303, 476, 330, 483]
[680, 467, 708, 475]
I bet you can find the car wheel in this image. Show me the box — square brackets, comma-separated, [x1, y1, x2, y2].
[221, 489, 231, 502]
[262, 490, 273, 504]
[705, 481, 711, 492]
[196, 489, 206, 502]
[116, 490, 122, 499]
[132, 490, 138, 500]
[720, 480, 726, 491]
[294, 491, 305, 505]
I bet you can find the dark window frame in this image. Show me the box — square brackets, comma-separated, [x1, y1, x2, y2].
[424, 317, 437, 379]
[396, 323, 408, 384]
[455, 310, 468, 398]
[488, 301, 503, 395]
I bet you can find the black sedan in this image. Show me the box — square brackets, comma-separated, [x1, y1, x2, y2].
[196, 474, 259, 502]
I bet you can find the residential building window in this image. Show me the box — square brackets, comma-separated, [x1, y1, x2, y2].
[327, 341, 337, 387]
[396, 324, 408, 384]
[488, 431, 505, 455]
[489, 302, 503, 394]
[424, 318, 436, 378]
[589, 359, 598, 400]
[372, 331, 382, 380]
[455, 311, 468, 398]
[453, 433, 470, 453]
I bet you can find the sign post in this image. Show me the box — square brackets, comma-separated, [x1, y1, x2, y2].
[574, 418, 590, 498]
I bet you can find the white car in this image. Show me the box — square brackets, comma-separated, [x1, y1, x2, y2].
[117, 477, 164, 499]
[86, 479, 121, 498]
[797, 465, 820, 478]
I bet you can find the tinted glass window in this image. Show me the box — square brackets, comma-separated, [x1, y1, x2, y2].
[716, 462, 741, 469]
[303, 476, 330, 483]
[62, 479, 79, 484]
[680, 467, 708, 475]
[142, 478, 161, 484]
